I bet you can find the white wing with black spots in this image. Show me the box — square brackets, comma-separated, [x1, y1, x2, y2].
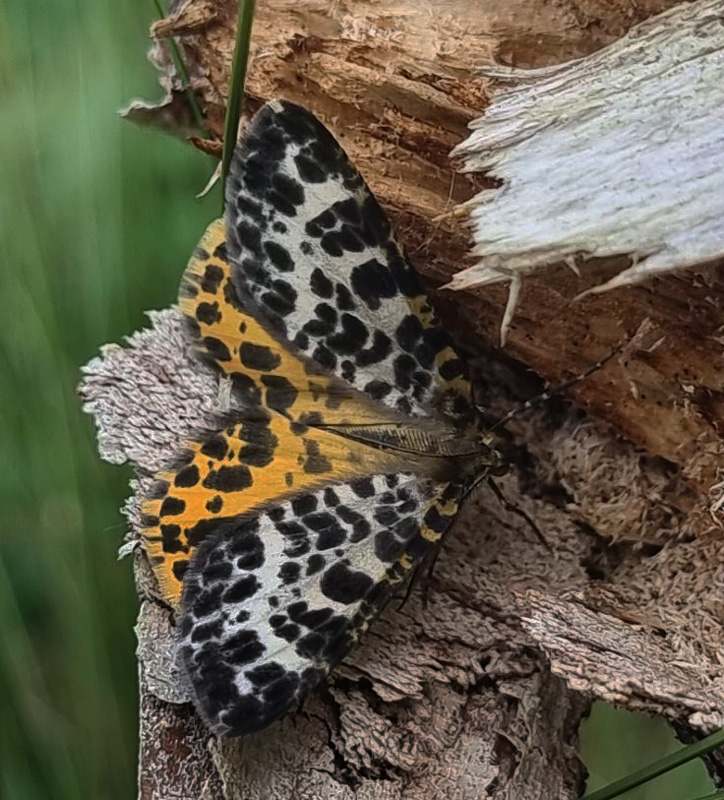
[225, 100, 473, 428]
[178, 474, 445, 737]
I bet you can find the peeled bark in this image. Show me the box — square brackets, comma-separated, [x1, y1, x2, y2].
[85, 1, 724, 797]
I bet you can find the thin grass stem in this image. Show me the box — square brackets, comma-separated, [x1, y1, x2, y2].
[221, 0, 257, 207]
[152, 0, 207, 131]
[582, 729, 724, 800]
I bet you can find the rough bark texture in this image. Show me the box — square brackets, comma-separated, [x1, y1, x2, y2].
[85, 1, 724, 798]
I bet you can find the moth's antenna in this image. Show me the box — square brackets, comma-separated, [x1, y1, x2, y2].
[487, 320, 659, 431]
[487, 342, 624, 433]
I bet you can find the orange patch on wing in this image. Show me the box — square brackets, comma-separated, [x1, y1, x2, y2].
[179, 219, 384, 427]
[143, 412, 407, 607]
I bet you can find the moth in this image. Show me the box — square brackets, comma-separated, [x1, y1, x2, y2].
[142, 100, 505, 737]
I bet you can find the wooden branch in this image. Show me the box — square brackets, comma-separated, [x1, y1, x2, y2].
[81, 314, 724, 797]
[83, 0, 724, 797]
[129, 0, 724, 496]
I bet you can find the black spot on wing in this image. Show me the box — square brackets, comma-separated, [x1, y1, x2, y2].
[294, 152, 326, 183]
[160, 496, 186, 517]
[306, 553, 326, 575]
[439, 357, 465, 380]
[304, 512, 346, 550]
[301, 439, 332, 474]
[205, 495, 223, 514]
[200, 434, 228, 461]
[202, 465, 253, 492]
[395, 314, 424, 352]
[263, 240, 294, 272]
[356, 330, 392, 368]
[374, 530, 405, 562]
[260, 374, 298, 413]
[223, 575, 261, 604]
[311, 343, 337, 371]
[172, 559, 189, 582]
[350, 477, 375, 498]
[236, 221, 263, 256]
[239, 342, 281, 371]
[327, 313, 368, 356]
[309, 268, 333, 299]
[224, 630, 267, 666]
[196, 301, 222, 325]
[160, 524, 184, 554]
[175, 464, 200, 488]
[200, 263, 223, 293]
[272, 172, 305, 206]
[223, 276, 247, 313]
[291, 494, 318, 516]
[238, 415, 278, 469]
[349, 258, 398, 311]
[230, 373, 262, 406]
[364, 379, 392, 399]
[245, 661, 286, 689]
[203, 336, 232, 362]
[320, 562, 373, 604]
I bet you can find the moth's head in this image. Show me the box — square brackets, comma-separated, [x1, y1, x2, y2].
[450, 425, 507, 483]
[475, 427, 508, 477]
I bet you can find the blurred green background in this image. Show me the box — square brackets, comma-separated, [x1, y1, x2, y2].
[0, 1, 714, 798]
[0, 0, 215, 797]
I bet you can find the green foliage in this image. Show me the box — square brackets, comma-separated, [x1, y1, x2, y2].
[0, 1, 215, 797]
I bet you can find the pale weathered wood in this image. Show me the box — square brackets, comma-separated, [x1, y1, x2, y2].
[451, 0, 724, 298]
[83, 0, 724, 797]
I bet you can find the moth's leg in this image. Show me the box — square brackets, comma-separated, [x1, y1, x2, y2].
[486, 477, 551, 551]
[397, 537, 444, 611]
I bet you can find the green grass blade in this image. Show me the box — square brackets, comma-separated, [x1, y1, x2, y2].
[221, 0, 257, 202]
[152, 0, 207, 132]
[582, 729, 724, 800]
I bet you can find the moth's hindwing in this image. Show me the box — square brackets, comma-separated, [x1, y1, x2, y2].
[142, 411, 422, 607]
[178, 219, 385, 428]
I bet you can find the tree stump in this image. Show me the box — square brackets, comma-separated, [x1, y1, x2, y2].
[82, 1, 724, 797]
